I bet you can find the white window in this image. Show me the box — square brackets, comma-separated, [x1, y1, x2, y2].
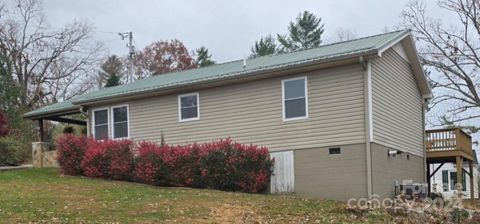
[178, 92, 199, 121]
[282, 77, 308, 121]
[111, 105, 129, 139]
[93, 108, 109, 140]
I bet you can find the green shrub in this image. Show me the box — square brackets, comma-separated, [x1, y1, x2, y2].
[0, 136, 27, 166]
[63, 126, 75, 134]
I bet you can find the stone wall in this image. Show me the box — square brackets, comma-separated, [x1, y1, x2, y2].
[32, 142, 58, 168]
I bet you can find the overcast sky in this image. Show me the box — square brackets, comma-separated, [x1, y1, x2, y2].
[41, 0, 442, 62]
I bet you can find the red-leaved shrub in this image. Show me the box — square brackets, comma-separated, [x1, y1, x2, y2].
[134, 142, 204, 187]
[56, 134, 88, 175]
[57, 134, 273, 193]
[135, 138, 274, 193]
[81, 139, 134, 180]
[134, 141, 170, 185]
[198, 139, 273, 192]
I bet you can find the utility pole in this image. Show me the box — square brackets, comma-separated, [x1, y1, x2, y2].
[119, 31, 135, 83]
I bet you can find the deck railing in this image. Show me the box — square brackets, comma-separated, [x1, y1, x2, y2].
[425, 128, 472, 155]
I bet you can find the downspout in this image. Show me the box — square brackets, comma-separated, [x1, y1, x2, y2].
[422, 96, 431, 185]
[360, 56, 373, 198]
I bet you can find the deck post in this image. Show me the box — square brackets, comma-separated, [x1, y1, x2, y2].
[456, 156, 463, 194]
[469, 160, 474, 200]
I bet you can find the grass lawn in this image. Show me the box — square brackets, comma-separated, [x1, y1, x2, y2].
[0, 168, 399, 223]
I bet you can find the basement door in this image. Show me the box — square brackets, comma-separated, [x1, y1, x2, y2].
[270, 151, 295, 193]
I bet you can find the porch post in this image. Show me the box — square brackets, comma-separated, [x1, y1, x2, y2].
[469, 160, 474, 200]
[456, 156, 463, 193]
[38, 119, 45, 142]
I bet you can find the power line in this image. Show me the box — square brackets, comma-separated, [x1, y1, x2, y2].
[94, 30, 121, 34]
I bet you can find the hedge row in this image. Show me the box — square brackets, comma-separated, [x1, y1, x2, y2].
[56, 134, 274, 193]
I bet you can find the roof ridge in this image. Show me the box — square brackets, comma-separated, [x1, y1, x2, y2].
[319, 29, 407, 49]
[137, 29, 408, 80]
[247, 29, 408, 60]
[379, 29, 410, 46]
[149, 57, 245, 78]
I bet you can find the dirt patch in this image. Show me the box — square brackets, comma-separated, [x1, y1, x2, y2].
[209, 203, 262, 223]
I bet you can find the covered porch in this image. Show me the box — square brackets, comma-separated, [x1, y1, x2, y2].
[426, 128, 475, 200]
[23, 100, 87, 167]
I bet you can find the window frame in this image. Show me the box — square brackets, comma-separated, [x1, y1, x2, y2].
[178, 92, 200, 122]
[448, 170, 467, 191]
[110, 104, 130, 139]
[449, 171, 457, 191]
[442, 170, 449, 192]
[92, 107, 110, 140]
[282, 76, 308, 121]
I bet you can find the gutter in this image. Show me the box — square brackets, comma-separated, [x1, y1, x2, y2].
[421, 95, 431, 184]
[23, 107, 80, 120]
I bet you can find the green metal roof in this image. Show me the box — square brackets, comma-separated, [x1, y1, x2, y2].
[25, 30, 409, 119]
[25, 99, 79, 118]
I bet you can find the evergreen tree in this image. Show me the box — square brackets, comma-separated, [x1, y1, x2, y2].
[250, 35, 277, 58]
[277, 11, 324, 52]
[105, 74, 122, 88]
[0, 54, 21, 124]
[99, 55, 123, 88]
[195, 46, 215, 67]
[0, 53, 33, 140]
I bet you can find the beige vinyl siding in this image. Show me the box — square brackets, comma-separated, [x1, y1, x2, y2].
[89, 64, 366, 151]
[371, 143, 425, 198]
[371, 48, 424, 156]
[294, 144, 368, 200]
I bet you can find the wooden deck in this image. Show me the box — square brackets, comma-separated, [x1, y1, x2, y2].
[426, 128, 475, 199]
[426, 128, 473, 163]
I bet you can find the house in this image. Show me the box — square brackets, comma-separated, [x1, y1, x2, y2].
[429, 150, 479, 199]
[25, 30, 432, 200]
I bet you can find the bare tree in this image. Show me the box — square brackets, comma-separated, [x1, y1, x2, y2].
[0, 0, 103, 109]
[333, 28, 357, 42]
[400, 0, 480, 132]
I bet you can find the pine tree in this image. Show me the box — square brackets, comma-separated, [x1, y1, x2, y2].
[99, 55, 123, 88]
[277, 11, 324, 52]
[250, 35, 277, 58]
[105, 74, 121, 88]
[195, 46, 215, 67]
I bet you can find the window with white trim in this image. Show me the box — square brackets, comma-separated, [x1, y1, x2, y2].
[112, 105, 129, 139]
[282, 77, 308, 120]
[93, 109, 109, 140]
[449, 171, 466, 191]
[179, 93, 199, 121]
